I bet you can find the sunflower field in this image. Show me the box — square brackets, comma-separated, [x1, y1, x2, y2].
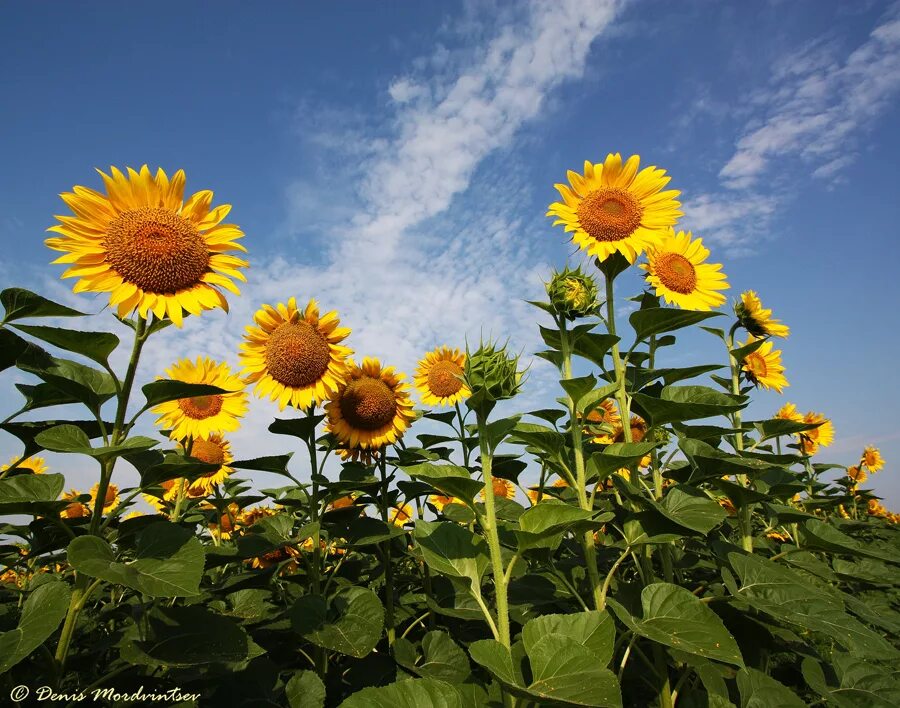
[1, 157, 899, 707]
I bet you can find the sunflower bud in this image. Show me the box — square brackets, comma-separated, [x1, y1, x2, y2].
[546, 267, 599, 320]
[464, 341, 525, 410]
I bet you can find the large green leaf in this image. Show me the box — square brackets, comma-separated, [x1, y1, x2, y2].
[339, 679, 464, 708]
[19, 356, 116, 410]
[802, 655, 900, 708]
[414, 520, 490, 590]
[736, 668, 805, 708]
[607, 583, 743, 666]
[629, 308, 723, 342]
[141, 379, 233, 408]
[14, 382, 81, 412]
[800, 520, 900, 564]
[127, 606, 250, 666]
[515, 502, 599, 551]
[586, 442, 658, 483]
[1, 288, 85, 323]
[402, 463, 483, 506]
[0, 328, 30, 372]
[658, 485, 728, 534]
[68, 521, 203, 597]
[631, 386, 746, 427]
[0, 472, 65, 505]
[522, 610, 616, 666]
[286, 670, 326, 708]
[290, 586, 384, 658]
[0, 580, 71, 673]
[12, 324, 119, 367]
[35, 424, 158, 459]
[394, 630, 471, 683]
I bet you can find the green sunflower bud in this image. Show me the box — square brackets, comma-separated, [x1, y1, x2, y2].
[464, 340, 525, 410]
[546, 266, 599, 320]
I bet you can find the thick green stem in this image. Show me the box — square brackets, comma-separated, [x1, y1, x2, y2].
[378, 456, 396, 648]
[726, 329, 753, 553]
[304, 407, 329, 676]
[605, 275, 633, 449]
[476, 410, 510, 647]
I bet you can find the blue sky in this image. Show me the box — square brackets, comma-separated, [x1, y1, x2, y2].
[1, 0, 899, 506]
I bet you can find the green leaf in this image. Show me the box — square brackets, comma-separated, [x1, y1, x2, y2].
[19, 356, 117, 410]
[12, 324, 119, 367]
[230, 454, 294, 475]
[572, 333, 619, 368]
[736, 668, 805, 708]
[394, 630, 471, 683]
[800, 520, 900, 564]
[414, 520, 490, 590]
[14, 382, 81, 412]
[1, 288, 85, 323]
[631, 386, 746, 427]
[269, 415, 325, 440]
[522, 610, 616, 666]
[35, 424, 158, 459]
[402, 464, 483, 506]
[802, 654, 900, 708]
[290, 586, 384, 659]
[0, 580, 71, 673]
[339, 679, 464, 708]
[515, 502, 597, 551]
[560, 375, 597, 407]
[629, 308, 723, 342]
[586, 442, 657, 483]
[0, 328, 29, 372]
[67, 521, 203, 597]
[345, 516, 406, 546]
[141, 379, 232, 408]
[751, 418, 820, 441]
[286, 670, 326, 708]
[607, 583, 743, 666]
[0, 473, 65, 505]
[130, 606, 250, 666]
[658, 485, 728, 534]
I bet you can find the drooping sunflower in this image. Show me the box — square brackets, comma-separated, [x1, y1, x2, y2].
[45, 166, 248, 325]
[90, 483, 120, 514]
[60, 490, 90, 520]
[736, 291, 790, 338]
[847, 465, 868, 484]
[152, 357, 248, 440]
[1, 455, 47, 474]
[740, 337, 788, 393]
[325, 358, 415, 452]
[207, 503, 242, 540]
[414, 347, 470, 407]
[481, 477, 515, 501]
[240, 298, 352, 411]
[583, 399, 621, 444]
[640, 230, 729, 310]
[547, 153, 682, 263]
[861, 445, 885, 473]
[183, 433, 234, 495]
[798, 411, 834, 456]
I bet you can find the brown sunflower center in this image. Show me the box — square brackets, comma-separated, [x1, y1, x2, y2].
[191, 439, 226, 467]
[178, 394, 224, 420]
[744, 352, 767, 381]
[576, 188, 644, 243]
[339, 377, 397, 431]
[265, 321, 332, 388]
[105, 207, 210, 294]
[427, 360, 464, 398]
[654, 253, 697, 294]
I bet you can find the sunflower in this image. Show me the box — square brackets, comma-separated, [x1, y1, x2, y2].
[208, 503, 242, 540]
[429, 494, 465, 510]
[481, 477, 515, 501]
[45, 166, 247, 325]
[414, 347, 470, 407]
[861, 445, 885, 473]
[240, 505, 277, 528]
[388, 503, 414, 527]
[1, 455, 47, 474]
[183, 434, 234, 495]
[736, 291, 790, 338]
[526, 488, 544, 505]
[240, 298, 352, 411]
[328, 494, 358, 511]
[774, 403, 802, 422]
[612, 415, 648, 444]
[640, 230, 729, 310]
[740, 337, 788, 393]
[798, 411, 834, 456]
[583, 400, 621, 444]
[60, 490, 90, 519]
[90, 483, 120, 514]
[847, 465, 868, 484]
[325, 358, 415, 452]
[152, 357, 248, 440]
[766, 530, 790, 543]
[142, 478, 178, 513]
[547, 153, 682, 263]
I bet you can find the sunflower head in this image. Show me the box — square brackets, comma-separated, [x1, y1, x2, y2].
[847, 465, 868, 484]
[152, 357, 248, 441]
[388, 503, 414, 527]
[612, 415, 648, 444]
[414, 347, 470, 407]
[740, 337, 788, 393]
[547, 153, 682, 263]
[583, 399, 621, 444]
[798, 411, 834, 456]
[774, 403, 802, 422]
[1, 455, 47, 474]
[481, 477, 515, 501]
[464, 340, 525, 410]
[325, 358, 415, 452]
[640, 230, 729, 311]
[45, 166, 248, 325]
[183, 434, 234, 495]
[735, 291, 790, 338]
[239, 505, 278, 528]
[861, 445, 885, 473]
[240, 298, 352, 411]
[546, 266, 599, 320]
[60, 490, 90, 520]
[89, 483, 120, 514]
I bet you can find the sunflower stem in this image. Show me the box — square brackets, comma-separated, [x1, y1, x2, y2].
[304, 406, 329, 676]
[726, 328, 753, 553]
[377, 454, 396, 648]
[558, 316, 604, 610]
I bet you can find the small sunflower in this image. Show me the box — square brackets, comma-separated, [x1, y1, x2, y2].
[325, 358, 415, 452]
[640, 230, 729, 310]
[766, 530, 790, 543]
[142, 478, 178, 513]
[547, 153, 682, 263]
[239, 505, 277, 528]
[481, 478, 515, 501]
[90, 483, 119, 514]
[798, 411, 834, 456]
[45, 166, 247, 325]
[152, 357, 248, 440]
[414, 347, 470, 407]
[208, 503, 242, 540]
[388, 503, 414, 527]
[1, 455, 47, 474]
[429, 494, 464, 511]
[740, 337, 788, 393]
[774, 402, 802, 422]
[861, 445, 885, 473]
[612, 415, 648, 443]
[328, 494, 358, 511]
[526, 488, 544, 505]
[736, 291, 790, 338]
[847, 465, 868, 484]
[60, 490, 90, 519]
[183, 433, 234, 495]
[583, 400, 621, 444]
[240, 298, 352, 411]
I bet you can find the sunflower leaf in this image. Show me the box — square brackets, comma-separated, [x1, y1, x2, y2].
[11, 324, 119, 367]
[140, 379, 232, 409]
[0, 288, 86, 324]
